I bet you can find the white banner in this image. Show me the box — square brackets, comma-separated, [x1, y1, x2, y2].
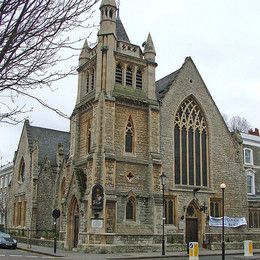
[209, 216, 247, 227]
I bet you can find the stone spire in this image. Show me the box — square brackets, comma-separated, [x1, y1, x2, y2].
[144, 33, 156, 62]
[79, 38, 90, 66]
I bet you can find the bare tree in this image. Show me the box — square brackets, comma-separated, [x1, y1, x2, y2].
[227, 115, 251, 133]
[0, 0, 99, 124]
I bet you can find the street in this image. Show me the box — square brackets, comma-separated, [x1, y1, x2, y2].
[0, 249, 55, 259]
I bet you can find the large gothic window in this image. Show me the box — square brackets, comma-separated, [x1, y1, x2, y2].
[174, 97, 208, 187]
[125, 116, 134, 153]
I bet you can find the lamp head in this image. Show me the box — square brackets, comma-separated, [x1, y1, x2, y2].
[220, 183, 226, 189]
[160, 172, 167, 185]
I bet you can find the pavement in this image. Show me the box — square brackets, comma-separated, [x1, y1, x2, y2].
[17, 242, 260, 260]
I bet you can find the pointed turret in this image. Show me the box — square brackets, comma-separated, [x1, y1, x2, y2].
[79, 38, 91, 66]
[144, 33, 156, 62]
[98, 0, 117, 36]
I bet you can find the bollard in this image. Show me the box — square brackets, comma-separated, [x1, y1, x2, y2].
[189, 242, 199, 260]
[244, 240, 253, 257]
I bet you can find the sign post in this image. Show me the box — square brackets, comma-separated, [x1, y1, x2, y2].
[52, 209, 60, 254]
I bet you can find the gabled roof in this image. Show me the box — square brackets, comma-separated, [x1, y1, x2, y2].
[116, 15, 130, 43]
[25, 121, 70, 166]
[156, 69, 181, 100]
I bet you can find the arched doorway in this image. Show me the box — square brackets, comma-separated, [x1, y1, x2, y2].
[67, 196, 79, 249]
[185, 200, 201, 245]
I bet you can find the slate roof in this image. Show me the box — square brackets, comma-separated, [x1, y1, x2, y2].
[155, 68, 181, 100]
[26, 123, 70, 166]
[116, 15, 130, 43]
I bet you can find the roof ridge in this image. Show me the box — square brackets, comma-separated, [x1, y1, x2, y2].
[30, 125, 69, 134]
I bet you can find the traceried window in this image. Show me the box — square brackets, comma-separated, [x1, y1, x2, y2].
[126, 197, 136, 220]
[115, 64, 123, 84]
[136, 69, 143, 89]
[126, 66, 133, 86]
[174, 97, 208, 186]
[125, 117, 134, 153]
[210, 199, 222, 217]
[164, 197, 176, 225]
[18, 157, 25, 182]
[244, 148, 253, 165]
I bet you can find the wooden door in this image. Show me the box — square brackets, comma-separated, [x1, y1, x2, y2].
[73, 215, 79, 248]
[185, 218, 198, 244]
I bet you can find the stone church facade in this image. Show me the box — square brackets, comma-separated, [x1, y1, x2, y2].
[54, 0, 251, 252]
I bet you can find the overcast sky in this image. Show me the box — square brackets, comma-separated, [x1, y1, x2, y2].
[1, 0, 260, 165]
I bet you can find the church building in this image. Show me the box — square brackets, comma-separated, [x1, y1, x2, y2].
[56, 0, 249, 252]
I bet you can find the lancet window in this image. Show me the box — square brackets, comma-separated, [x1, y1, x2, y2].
[125, 117, 134, 153]
[91, 69, 95, 90]
[86, 72, 90, 93]
[18, 157, 25, 182]
[174, 97, 208, 187]
[126, 197, 136, 220]
[136, 69, 143, 89]
[115, 64, 123, 84]
[126, 66, 133, 86]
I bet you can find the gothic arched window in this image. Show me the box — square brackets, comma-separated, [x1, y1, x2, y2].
[125, 117, 134, 153]
[136, 69, 143, 89]
[174, 97, 208, 187]
[126, 66, 133, 86]
[126, 197, 136, 220]
[115, 64, 123, 84]
[18, 157, 25, 182]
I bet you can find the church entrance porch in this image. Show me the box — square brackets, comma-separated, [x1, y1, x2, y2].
[185, 200, 202, 246]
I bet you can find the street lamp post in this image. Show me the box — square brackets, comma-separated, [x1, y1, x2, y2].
[160, 172, 167, 256]
[220, 183, 226, 260]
